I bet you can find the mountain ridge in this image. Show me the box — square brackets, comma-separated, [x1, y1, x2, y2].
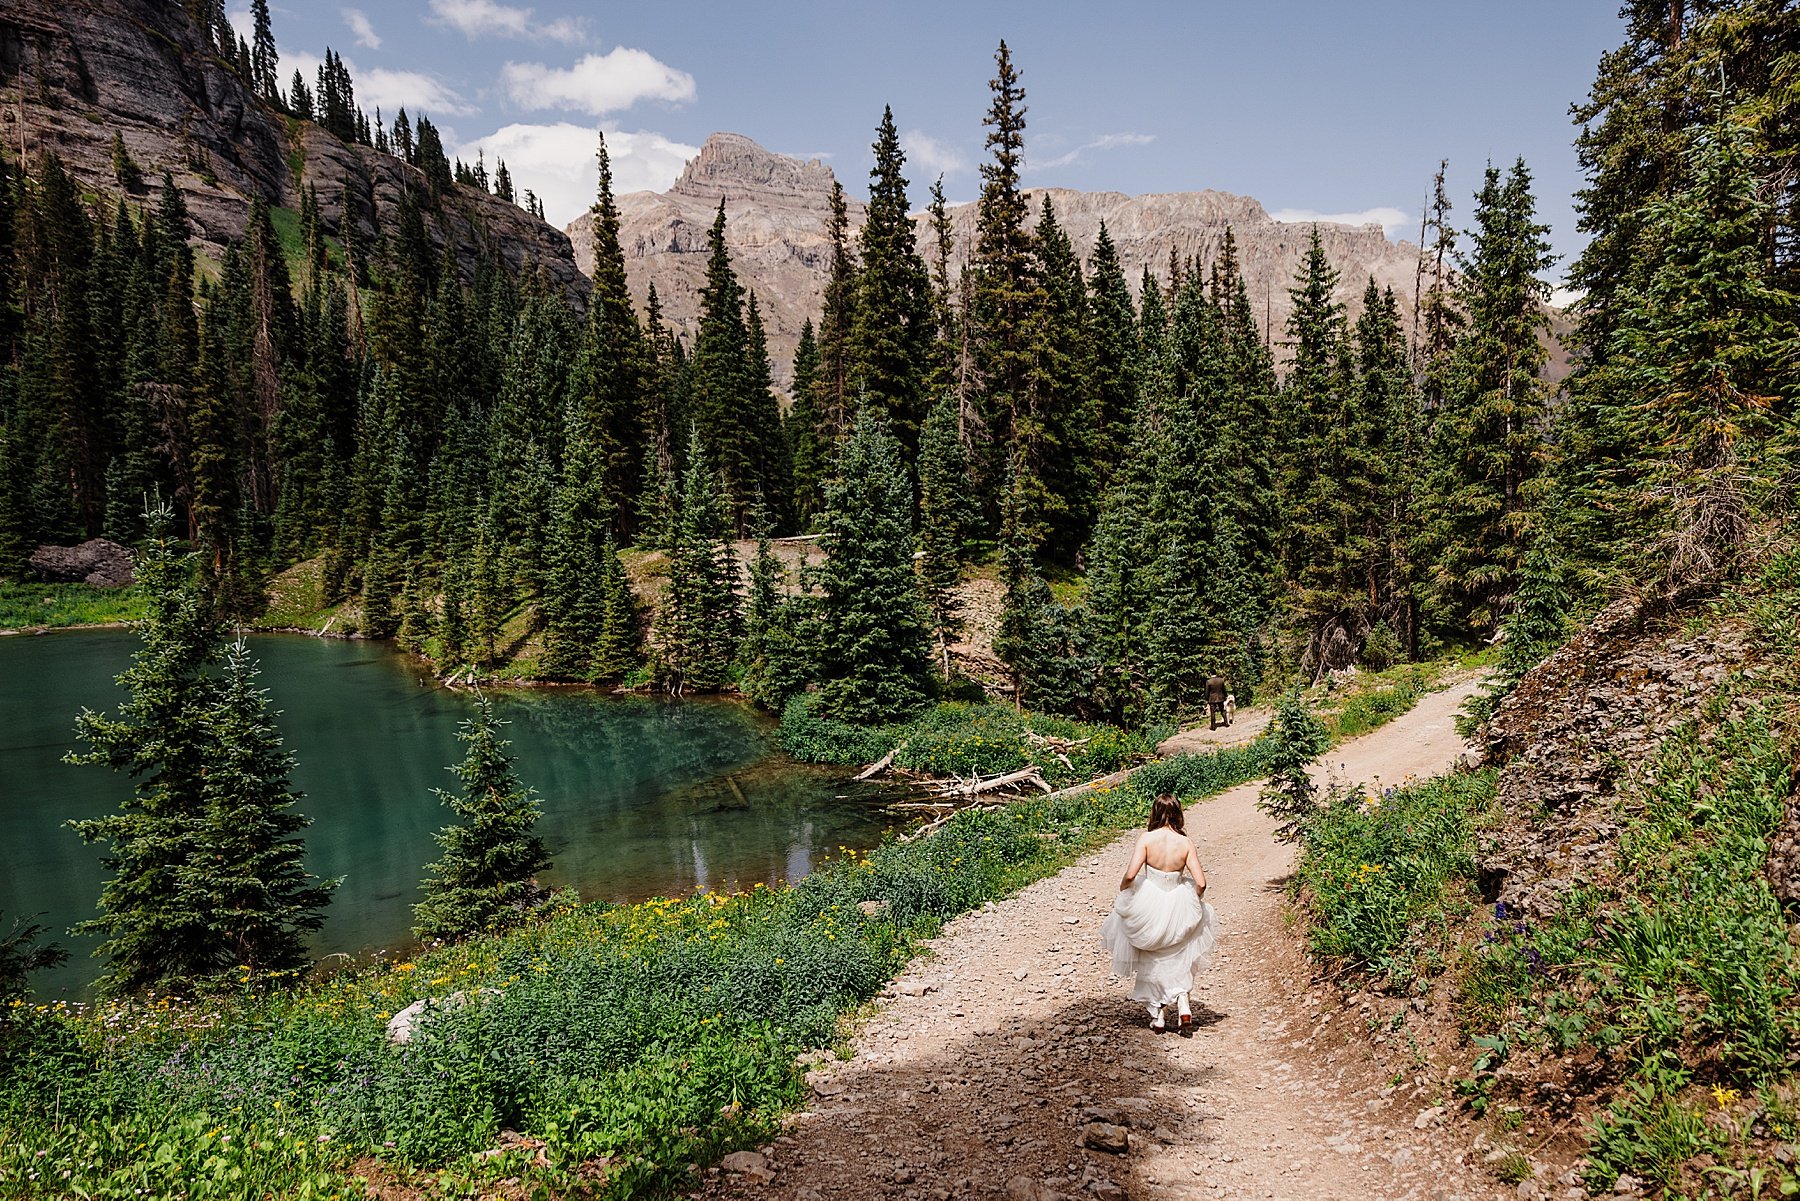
[570, 131, 1465, 394]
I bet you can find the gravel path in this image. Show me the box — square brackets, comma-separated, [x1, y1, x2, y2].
[700, 679, 1505, 1201]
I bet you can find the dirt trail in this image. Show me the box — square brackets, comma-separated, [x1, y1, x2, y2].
[702, 679, 1508, 1201]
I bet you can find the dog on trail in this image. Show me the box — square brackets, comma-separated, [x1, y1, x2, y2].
[1224, 694, 1237, 726]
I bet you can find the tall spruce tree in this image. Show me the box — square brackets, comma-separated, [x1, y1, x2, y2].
[1086, 223, 1138, 488]
[67, 514, 227, 993]
[848, 107, 933, 458]
[814, 182, 859, 443]
[969, 40, 1036, 523]
[1422, 160, 1555, 631]
[1597, 121, 1798, 589]
[196, 640, 336, 974]
[786, 320, 826, 525]
[569, 133, 649, 536]
[917, 392, 976, 680]
[655, 437, 740, 693]
[816, 413, 931, 723]
[413, 698, 552, 941]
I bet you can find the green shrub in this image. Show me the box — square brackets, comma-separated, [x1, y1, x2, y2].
[1296, 770, 1496, 982]
[780, 694, 1160, 788]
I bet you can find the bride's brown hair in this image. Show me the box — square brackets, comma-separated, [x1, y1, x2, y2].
[1147, 792, 1185, 834]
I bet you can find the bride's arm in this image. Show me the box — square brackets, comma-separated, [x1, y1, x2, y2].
[1187, 841, 1208, 900]
[1120, 835, 1147, 890]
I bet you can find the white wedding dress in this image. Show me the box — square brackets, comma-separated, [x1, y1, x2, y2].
[1100, 864, 1220, 1008]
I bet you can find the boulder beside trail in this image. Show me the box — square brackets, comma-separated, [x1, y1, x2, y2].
[29, 540, 136, 588]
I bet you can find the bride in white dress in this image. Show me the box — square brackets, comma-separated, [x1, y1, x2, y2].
[1100, 793, 1219, 1030]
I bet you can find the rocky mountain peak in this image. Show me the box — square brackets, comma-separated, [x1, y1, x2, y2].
[670, 132, 841, 212]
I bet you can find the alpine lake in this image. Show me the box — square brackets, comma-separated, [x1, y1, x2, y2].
[0, 629, 899, 995]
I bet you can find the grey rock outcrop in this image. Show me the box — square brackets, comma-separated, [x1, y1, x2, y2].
[1, 0, 586, 300]
[570, 132, 1569, 396]
[1475, 597, 1752, 918]
[29, 539, 135, 587]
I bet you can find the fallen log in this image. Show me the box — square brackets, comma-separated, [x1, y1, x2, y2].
[854, 742, 907, 781]
[932, 765, 1052, 798]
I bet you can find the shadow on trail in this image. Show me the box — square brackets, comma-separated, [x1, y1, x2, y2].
[701, 992, 1236, 1201]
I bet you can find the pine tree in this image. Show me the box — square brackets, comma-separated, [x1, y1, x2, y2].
[396, 563, 434, 653]
[290, 71, 313, 122]
[412, 697, 552, 941]
[688, 203, 774, 530]
[655, 438, 740, 693]
[1083, 403, 1162, 725]
[786, 319, 826, 525]
[194, 640, 335, 974]
[917, 392, 976, 680]
[1495, 536, 1570, 687]
[816, 412, 931, 723]
[66, 510, 223, 993]
[1016, 195, 1095, 559]
[0, 913, 68, 1004]
[849, 107, 933, 457]
[739, 507, 789, 709]
[1086, 222, 1138, 487]
[1422, 160, 1555, 631]
[814, 181, 859, 443]
[1257, 692, 1330, 842]
[969, 40, 1036, 522]
[592, 536, 641, 681]
[249, 0, 279, 102]
[110, 132, 143, 191]
[1600, 120, 1799, 589]
[568, 133, 649, 535]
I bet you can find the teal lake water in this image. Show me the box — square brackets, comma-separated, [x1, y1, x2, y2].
[0, 630, 897, 995]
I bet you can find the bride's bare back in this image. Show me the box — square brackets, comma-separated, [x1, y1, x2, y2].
[1120, 829, 1207, 898]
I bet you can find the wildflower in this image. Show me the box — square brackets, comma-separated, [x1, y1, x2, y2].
[1711, 1085, 1739, 1109]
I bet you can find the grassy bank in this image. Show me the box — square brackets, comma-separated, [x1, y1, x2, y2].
[779, 693, 1168, 787]
[0, 582, 148, 631]
[1291, 551, 1800, 1195]
[0, 736, 1271, 1200]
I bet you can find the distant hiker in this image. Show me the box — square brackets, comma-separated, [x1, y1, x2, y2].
[1101, 793, 1219, 1031]
[1205, 675, 1230, 729]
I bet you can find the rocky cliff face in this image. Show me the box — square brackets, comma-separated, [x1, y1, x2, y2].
[570, 132, 1518, 395]
[570, 132, 864, 384]
[0, 0, 585, 298]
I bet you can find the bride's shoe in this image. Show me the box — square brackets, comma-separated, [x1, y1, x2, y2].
[1147, 1003, 1166, 1031]
[1177, 993, 1192, 1027]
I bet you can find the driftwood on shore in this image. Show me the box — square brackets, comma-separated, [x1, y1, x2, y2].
[854, 743, 907, 781]
[933, 765, 1052, 797]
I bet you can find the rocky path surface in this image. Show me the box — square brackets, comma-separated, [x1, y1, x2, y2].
[700, 679, 1515, 1201]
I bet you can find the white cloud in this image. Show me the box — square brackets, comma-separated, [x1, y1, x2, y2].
[501, 49, 696, 116]
[282, 48, 470, 119]
[900, 129, 968, 179]
[429, 0, 585, 43]
[1035, 132, 1155, 170]
[342, 8, 382, 50]
[1271, 206, 1413, 239]
[460, 123, 698, 227]
[1550, 285, 1584, 310]
[360, 68, 472, 118]
[227, 6, 254, 46]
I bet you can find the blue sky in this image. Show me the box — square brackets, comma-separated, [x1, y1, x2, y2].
[238, 1, 1625, 293]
